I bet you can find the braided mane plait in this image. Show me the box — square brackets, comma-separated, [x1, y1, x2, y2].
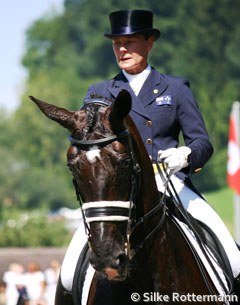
[85, 104, 108, 136]
[83, 95, 114, 135]
[86, 105, 97, 130]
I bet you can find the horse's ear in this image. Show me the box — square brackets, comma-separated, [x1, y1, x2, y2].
[109, 90, 132, 128]
[29, 96, 78, 130]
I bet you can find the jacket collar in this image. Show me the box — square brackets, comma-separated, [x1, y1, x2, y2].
[107, 69, 168, 118]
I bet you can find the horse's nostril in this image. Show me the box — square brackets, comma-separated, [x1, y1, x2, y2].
[117, 253, 128, 267]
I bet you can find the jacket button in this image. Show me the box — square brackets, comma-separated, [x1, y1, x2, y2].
[146, 120, 152, 126]
[146, 138, 152, 144]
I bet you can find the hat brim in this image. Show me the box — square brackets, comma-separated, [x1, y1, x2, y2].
[104, 28, 161, 40]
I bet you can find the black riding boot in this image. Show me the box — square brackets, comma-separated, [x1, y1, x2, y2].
[234, 273, 240, 295]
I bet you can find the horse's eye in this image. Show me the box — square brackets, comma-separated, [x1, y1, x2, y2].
[112, 142, 127, 153]
[67, 145, 78, 159]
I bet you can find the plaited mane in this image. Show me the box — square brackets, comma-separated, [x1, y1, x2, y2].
[85, 105, 98, 131]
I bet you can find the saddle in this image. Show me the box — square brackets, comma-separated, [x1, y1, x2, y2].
[168, 196, 235, 295]
[153, 162, 235, 294]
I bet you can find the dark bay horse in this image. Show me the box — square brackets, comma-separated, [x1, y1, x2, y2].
[29, 90, 233, 305]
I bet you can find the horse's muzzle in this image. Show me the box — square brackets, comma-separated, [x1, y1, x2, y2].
[90, 252, 129, 281]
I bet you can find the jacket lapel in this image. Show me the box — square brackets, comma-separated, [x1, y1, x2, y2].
[107, 72, 149, 118]
[138, 69, 168, 107]
[107, 69, 168, 118]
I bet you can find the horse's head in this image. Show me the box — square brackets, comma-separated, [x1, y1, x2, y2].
[30, 90, 159, 281]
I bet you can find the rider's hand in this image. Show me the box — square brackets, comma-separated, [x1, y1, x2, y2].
[157, 147, 191, 174]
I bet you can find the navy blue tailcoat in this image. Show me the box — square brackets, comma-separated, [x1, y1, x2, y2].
[84, 68, 213, 183]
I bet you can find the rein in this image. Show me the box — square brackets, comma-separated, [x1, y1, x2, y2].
[156, 162, 233, 297]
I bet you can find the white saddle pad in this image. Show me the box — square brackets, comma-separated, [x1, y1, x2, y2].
[174, 217, 231, 304]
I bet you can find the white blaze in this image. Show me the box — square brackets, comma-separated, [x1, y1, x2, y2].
[85, 146, 101, 163]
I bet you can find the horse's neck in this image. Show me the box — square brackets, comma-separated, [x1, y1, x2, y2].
[126, 118, 159, 212]
[138, 158, 160, 210]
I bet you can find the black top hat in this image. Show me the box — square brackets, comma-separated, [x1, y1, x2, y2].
[104, 10, 161, 40]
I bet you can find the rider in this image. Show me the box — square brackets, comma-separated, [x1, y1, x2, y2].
[60, 9, 240, 293]
[83, 10, 240, 284]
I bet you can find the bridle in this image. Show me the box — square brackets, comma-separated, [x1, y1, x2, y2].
[69, 99, 166, 259]
[69, 100, 233, 297]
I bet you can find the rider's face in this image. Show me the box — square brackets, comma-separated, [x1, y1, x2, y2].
[112, 34, 154, 74]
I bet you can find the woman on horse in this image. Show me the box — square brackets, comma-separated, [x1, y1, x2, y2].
[82, 9, 240, 285]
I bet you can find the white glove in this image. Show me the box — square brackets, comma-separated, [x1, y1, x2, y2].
[157, 146, 191, 174]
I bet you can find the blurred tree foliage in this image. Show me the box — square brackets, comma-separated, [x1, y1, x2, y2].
[0, 209, 71, 247]
[1, 0, 240, 215]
